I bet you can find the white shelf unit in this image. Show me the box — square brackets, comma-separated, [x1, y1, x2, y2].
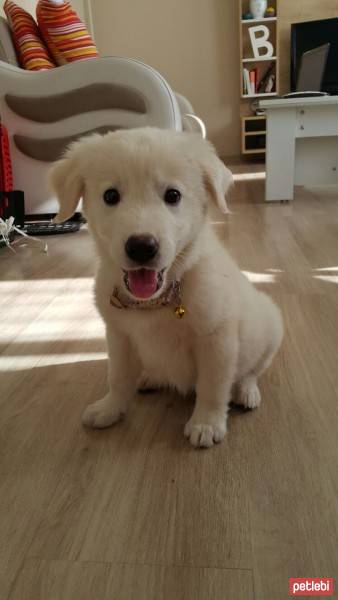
[241, 17, 277, 23]
[239, 0, 279, 100]
[241, 115, 267, 155]
[242, 56, 276, 63]
[242, 92, 277, 99]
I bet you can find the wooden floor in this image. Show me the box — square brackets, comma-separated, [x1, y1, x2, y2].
[1, 168, 338, 600]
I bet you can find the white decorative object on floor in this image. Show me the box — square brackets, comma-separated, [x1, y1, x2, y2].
[0, 217, 48, 252]
[260, 95, 338, 201]
[249, 25, 274, 59]
[250, 0, 267, 19]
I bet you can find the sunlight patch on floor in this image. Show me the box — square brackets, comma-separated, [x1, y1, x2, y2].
[314, 267, 338, 272]
[0, 328, 104, 342]
[0, 310, 103, 339]
[0, 278, 94, 291]
[242, 271, 276, 283]
[232, 171, 266, 182]
[313, 275, 338, 284]
[0, 277, 103, 342]
[0, 352, 106, 371]
[313, 267, 338, 283]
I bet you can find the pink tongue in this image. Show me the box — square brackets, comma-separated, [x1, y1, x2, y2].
[128, 269, 158, 299]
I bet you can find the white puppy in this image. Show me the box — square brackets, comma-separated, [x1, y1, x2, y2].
[50, 128, 283, 448]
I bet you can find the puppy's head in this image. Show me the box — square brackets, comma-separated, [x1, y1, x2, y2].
[49, 128, 232, 300]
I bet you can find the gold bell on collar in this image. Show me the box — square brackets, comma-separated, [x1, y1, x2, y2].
[174, 305, 186, 319]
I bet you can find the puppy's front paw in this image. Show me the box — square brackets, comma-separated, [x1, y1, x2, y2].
[82, 395, 125, 429]
[184, 416, 227, 448]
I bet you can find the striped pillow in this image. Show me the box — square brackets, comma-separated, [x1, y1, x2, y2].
[36, 0, 99, 65]
[3, 0, 55, 70]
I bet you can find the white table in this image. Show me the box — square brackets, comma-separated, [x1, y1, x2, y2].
[260, 96, 338, 201]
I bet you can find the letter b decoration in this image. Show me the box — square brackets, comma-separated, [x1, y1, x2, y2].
[249, 25, 274, 59]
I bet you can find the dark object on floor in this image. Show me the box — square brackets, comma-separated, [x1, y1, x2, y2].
[0, 190, 25, 228]
[25, 211, 84, 222]
[229, 401, 252, 413]
[23, 220, 81, 236]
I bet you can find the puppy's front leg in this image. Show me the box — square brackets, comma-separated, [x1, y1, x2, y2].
[82, 329, 139, 429]
[185, 326, 238, 448]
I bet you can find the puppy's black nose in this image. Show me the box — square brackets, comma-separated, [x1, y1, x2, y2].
[125, 234, 159, 264]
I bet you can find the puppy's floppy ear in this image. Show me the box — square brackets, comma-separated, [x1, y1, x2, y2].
[49, 150, 83, 223]
[199, 142, 233, 214]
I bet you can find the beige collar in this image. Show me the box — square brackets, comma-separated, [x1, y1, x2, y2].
[110, 280, 186, 318]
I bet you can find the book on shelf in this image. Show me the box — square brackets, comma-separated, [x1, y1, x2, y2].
[249, 68, 257, 94]
[243, 68, 252, 95]
[243, 67, 258, 95]
[243, 62, 276, 95]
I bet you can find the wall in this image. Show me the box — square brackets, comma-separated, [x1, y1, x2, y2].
[1, 1, 92, 30]
[1, 0, 37, 16]
[71, 0, 93, 30]
[90, 0, 241, 159]
[278, 0, 338, 95]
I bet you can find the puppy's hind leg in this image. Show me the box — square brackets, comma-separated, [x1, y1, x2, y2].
[235, 300, 283, 410]
[236, 375, 262, 410]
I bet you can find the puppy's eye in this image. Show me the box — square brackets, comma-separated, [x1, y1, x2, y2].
[103, 188, 120, 205]
[164, 188, 181, 205]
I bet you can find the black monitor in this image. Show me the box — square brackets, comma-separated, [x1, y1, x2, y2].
[291, 18, 338, 95]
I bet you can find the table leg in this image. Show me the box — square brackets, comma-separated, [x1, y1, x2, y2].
[265, 108, 297, 201]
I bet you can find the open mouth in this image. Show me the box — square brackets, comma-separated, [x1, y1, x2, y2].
[123, 268, 165, 299]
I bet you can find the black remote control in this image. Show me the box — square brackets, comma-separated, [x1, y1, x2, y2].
[23, 221, 81, 236]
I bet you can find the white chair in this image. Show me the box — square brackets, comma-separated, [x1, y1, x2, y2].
[0, 17, 205, 215]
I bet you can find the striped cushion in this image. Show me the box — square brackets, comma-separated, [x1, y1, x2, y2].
[3, 0, 55, 70]
[36, 0, 99, 65]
